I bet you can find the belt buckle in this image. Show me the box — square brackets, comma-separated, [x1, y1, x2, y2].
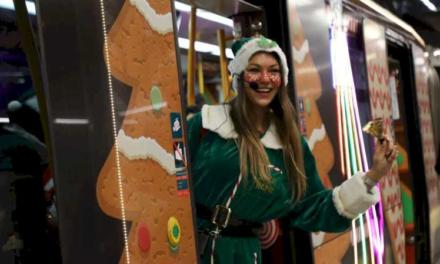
[211, 205, 231, 229]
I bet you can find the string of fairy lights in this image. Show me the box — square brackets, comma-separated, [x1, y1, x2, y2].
[98, 0, 131, 263]
[329, 0, 384, 263]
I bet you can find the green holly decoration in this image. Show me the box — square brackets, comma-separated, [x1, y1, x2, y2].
[305, 98, 311, 114]
[257, 37, 277, 49]
[150, 85, 163, 112]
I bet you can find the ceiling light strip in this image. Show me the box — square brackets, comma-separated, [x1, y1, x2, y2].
[0, 0, 36, 15]
[178, 37, 234, 59]
[420, 0, 438, 11]
[174, 1, 233, 27]
[0, 117, 10, 123]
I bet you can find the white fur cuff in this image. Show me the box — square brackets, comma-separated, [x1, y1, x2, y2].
[332, 173, 380, 219]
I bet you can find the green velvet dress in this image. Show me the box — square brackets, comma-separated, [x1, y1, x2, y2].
[187, 109, 351, 264]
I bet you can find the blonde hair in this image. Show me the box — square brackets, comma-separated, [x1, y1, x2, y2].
[229, 52, 307, 201]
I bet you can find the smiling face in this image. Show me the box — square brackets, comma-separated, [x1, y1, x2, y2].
[243, 52, 282, 109]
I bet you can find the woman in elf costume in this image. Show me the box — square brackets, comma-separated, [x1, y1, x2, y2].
[187, 36, 397, 264]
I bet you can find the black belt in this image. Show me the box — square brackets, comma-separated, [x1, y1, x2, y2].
[196, 203, 262, 237]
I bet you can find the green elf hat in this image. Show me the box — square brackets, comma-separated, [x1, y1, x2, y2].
[228, 36, 289, 87]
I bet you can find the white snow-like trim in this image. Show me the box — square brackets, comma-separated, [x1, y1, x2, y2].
[307, 124, 326, 151]
[293, 39, 309, 64]
[311, 232, 326, 247]
[332, 172, 379, 219]
[117, 129, 176, 175]
[201, 104, 283, 149]
[129, 0, 173, 35]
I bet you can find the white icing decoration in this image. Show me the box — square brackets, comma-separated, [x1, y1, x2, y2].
[293, 40, 309, 64]
[119, 102, 168, 116]
[312, 232, 325, 247]
[117, 129, 176, 175]
[307, 124, 326, 151]
[129, 0, 173, 35]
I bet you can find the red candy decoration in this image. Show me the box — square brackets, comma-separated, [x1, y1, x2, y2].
[138, 223, 151, 252]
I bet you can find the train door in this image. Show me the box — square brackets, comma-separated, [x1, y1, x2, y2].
[386, 37, 428, 263]
[0, 1, 61, 263]
[35, 0, 198, 262]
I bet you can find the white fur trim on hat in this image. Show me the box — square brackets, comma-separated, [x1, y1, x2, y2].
[228, 37, 289, 86]
[332, 172, 380, 219]
[201, 104, 283, 149]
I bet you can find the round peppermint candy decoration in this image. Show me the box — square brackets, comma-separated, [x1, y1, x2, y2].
[258, 219, 280, 249]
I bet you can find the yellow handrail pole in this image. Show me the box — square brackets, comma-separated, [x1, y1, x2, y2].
[13, 0, 54, 166]
[197, 56, 205, 95]
[186, 5, 197, 106]
[217, 29, 230, 102]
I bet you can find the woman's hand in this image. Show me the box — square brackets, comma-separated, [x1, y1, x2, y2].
[366, 136, 398, 183]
